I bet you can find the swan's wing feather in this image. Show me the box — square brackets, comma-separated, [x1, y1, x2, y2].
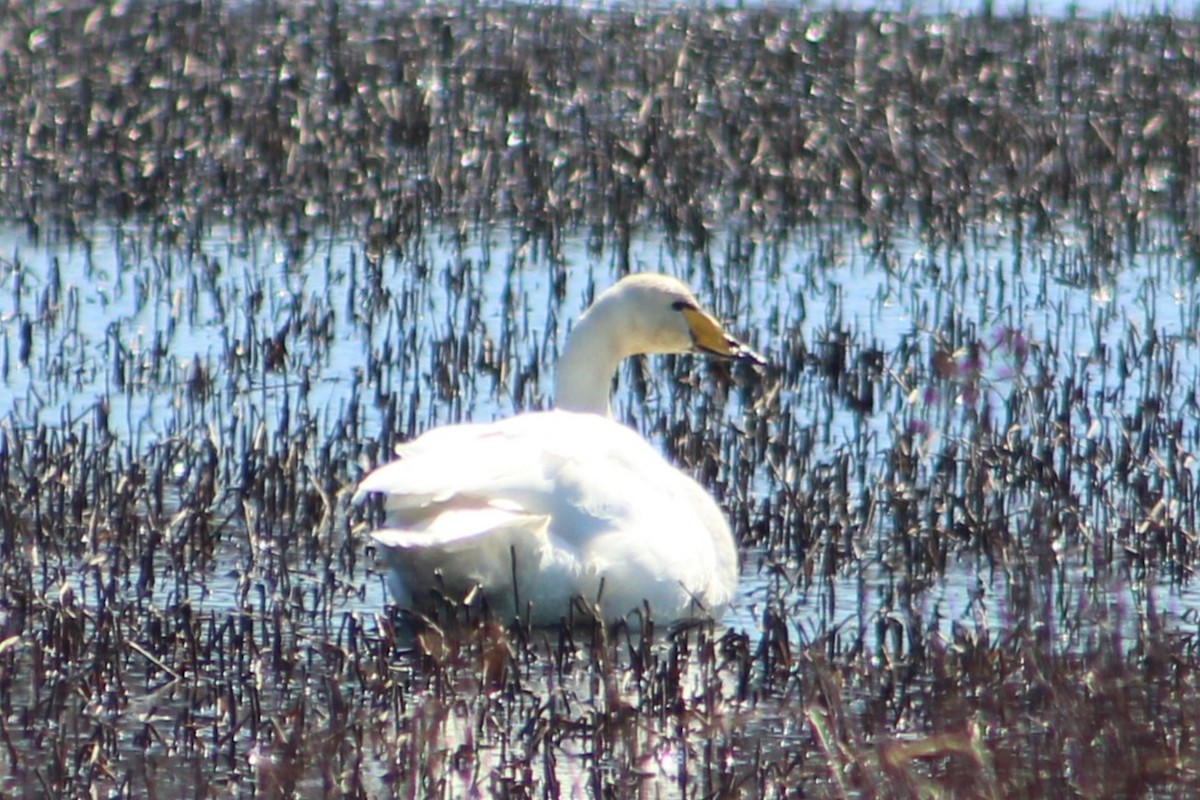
[370, 509, 566, 613]
[369, 507, 547, 550]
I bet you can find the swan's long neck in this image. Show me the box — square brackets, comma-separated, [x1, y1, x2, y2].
[553, 298, 628, 417]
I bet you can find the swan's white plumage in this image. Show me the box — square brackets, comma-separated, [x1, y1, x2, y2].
[355, 274, 761, 625]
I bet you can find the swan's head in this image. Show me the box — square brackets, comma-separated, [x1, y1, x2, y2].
[599, 274, 765, 364]
[555, 273, 764, 416]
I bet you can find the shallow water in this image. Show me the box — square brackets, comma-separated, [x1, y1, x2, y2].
[4, 220, 1197, 645]
[5, 218, 1200, 796]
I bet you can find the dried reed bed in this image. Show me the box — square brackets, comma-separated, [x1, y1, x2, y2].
[1, 0, 1199, 797]
[2, 1, 1200, 250]
[2, 224, 1197, 796]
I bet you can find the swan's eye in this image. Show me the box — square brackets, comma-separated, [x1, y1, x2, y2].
[671, 300, 697, 312]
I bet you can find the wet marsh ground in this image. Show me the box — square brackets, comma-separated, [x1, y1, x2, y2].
[3, 0, 1200, 797]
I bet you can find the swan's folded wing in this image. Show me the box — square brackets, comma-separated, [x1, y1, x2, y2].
[369, 507, 546, 550]
[370, 508, 568, 613]
[353, 411, 653, 511]
[352, 420, 560, 519]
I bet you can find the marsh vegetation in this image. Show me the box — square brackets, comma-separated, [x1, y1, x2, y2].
[1, 1, 1200, 796]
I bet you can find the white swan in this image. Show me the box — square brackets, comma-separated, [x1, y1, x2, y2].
[354, 274, 763, 626]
